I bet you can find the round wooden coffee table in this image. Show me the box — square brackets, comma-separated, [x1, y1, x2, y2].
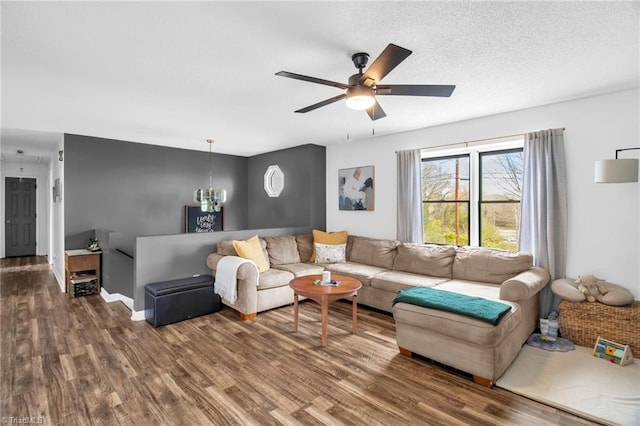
[289, 274, 362, 347]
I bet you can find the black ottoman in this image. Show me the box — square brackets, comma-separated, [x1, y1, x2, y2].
[145, 275, 221, 327]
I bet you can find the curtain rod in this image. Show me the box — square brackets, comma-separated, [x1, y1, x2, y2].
[395, 128, 566, 153]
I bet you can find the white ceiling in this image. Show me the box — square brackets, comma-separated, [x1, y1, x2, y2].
[2, 1, 639, 158]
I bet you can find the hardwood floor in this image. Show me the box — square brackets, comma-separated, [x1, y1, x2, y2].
[1, 256, 597, 425]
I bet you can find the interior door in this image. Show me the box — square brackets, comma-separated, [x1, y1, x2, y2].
[5, 177, 37, 257]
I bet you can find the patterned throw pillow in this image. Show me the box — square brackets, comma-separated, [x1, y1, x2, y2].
[314, 243, 346, 264]
[311, 229, 348, 262]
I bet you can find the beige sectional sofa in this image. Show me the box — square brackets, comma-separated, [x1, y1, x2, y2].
[207, 234, 321, 320]
[206, 234, 549, 385]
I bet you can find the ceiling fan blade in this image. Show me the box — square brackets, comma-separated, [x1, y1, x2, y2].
[276, 71, 349, 90]
[376, 84, 456, 97]
[359, 44, 412, 85]
[295, 93, 347, 113]
[365, 100, 387, 121]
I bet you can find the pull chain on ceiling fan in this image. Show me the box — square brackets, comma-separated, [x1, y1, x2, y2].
[276, 43, 456, 121]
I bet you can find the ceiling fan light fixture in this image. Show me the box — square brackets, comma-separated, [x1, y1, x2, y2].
[345, 85, 375, 110]
[276, 43, 454, 120]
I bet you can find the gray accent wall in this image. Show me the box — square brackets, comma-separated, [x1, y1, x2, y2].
[95, 228, 135, 298]
[134, 226, 311, 311]
[64, 136, 327, 306]
[64, 134, 249, 249]
[247, 144, 326, 231]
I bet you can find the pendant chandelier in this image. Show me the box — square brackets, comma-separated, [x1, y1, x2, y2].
[194, 139, 227, 212]
[17, 149, 25, 182]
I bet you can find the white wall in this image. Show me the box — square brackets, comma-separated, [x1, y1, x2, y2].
[0, 135, 65, 291]
[326, 89, 640, 298]
[49, 136, 65, 290]
[0, 160, 50, 257]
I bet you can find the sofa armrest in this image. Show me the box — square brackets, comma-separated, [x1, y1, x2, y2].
[206, 253, 260, 316]
[206, 253, 260, 284]
[206, 253, 225, 271]
[500, 266, 550, 302]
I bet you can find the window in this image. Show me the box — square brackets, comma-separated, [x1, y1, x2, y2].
[422, 141, 523, 250]
[479, 149, 523, 250]
[422, 155, 470, 245]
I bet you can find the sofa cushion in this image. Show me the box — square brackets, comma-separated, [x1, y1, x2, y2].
[264, 235, 301, 266]
[257, 268, 295, 290]
[371, 270, 449, 293]
[435, 279, 503, 301]
[346, 235, 356, 259]
[348, 236, 398, 269]
[272, 263, 325, 277]
[311, 229, 348, 261]
[232, 236, 270, 272]
[217, 240, 237, 256]
[321, 261, 387, 287]
[296, 234, 314, 263]
[452, 247, 533, 284]
[392, 244, 455, 278]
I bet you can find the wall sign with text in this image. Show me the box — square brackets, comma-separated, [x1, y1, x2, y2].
[184, 206, 223, 233]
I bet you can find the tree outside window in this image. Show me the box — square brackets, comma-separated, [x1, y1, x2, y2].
[422, 155, 470, 245]
[422, 147, 523, 250]
[479, 149, 523, 251]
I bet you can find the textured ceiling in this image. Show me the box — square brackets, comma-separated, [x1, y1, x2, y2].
[1, 1, 639, 159]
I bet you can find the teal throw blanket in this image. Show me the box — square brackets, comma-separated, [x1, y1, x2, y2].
[392, 287, 512, 325]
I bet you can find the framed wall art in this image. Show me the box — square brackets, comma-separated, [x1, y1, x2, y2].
[184, 206, 223, 233]
[338, 165, 374, 211]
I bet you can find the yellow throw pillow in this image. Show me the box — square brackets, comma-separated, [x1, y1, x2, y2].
[311, 229, 348, 262]
[232, 236, 270, 272]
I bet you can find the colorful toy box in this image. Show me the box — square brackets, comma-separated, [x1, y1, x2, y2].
[592, 336, 634, 366]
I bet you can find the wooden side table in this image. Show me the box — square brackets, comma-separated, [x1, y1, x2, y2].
[65, 249, 101, 297]
[289, 274, 362, 347]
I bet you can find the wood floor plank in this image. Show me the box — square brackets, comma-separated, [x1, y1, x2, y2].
[205, 385, 259, 425]
[269, 407, 305, 426]
[59, 353, 79, 382]
[0, 256, 600, 425]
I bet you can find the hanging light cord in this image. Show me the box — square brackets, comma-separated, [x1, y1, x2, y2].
[207, 139, 214, 189]
[18, 150, 24, 182]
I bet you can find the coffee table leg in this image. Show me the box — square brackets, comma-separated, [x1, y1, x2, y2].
[352, 294, 358, 334]
[293, 293, 299, 332]
[321, 296, 328, 347]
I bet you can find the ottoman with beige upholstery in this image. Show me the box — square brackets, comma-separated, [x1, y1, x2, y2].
[393, 248, 549, 386]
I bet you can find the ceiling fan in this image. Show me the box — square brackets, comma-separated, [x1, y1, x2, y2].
[275, 43, 455, 121]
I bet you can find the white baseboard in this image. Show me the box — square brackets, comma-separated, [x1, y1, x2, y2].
[100, 288, 145, 321]
[53, 268, 65, 292]
[100, 287, 133, 309]
[131, 310, 146, 321]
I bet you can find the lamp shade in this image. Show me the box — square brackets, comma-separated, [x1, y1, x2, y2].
[594, 159, 639, 183]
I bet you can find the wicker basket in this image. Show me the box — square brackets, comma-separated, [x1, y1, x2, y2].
[559, 300, 639, 355]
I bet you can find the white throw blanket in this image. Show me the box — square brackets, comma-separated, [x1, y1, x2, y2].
[214, 256, 258, 304]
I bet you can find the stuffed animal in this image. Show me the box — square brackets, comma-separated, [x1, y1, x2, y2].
[575, 274, 609, 302]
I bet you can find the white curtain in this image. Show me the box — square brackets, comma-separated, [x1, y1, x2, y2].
[519, 128, 567, 318]
[397, 149, 423, 243]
